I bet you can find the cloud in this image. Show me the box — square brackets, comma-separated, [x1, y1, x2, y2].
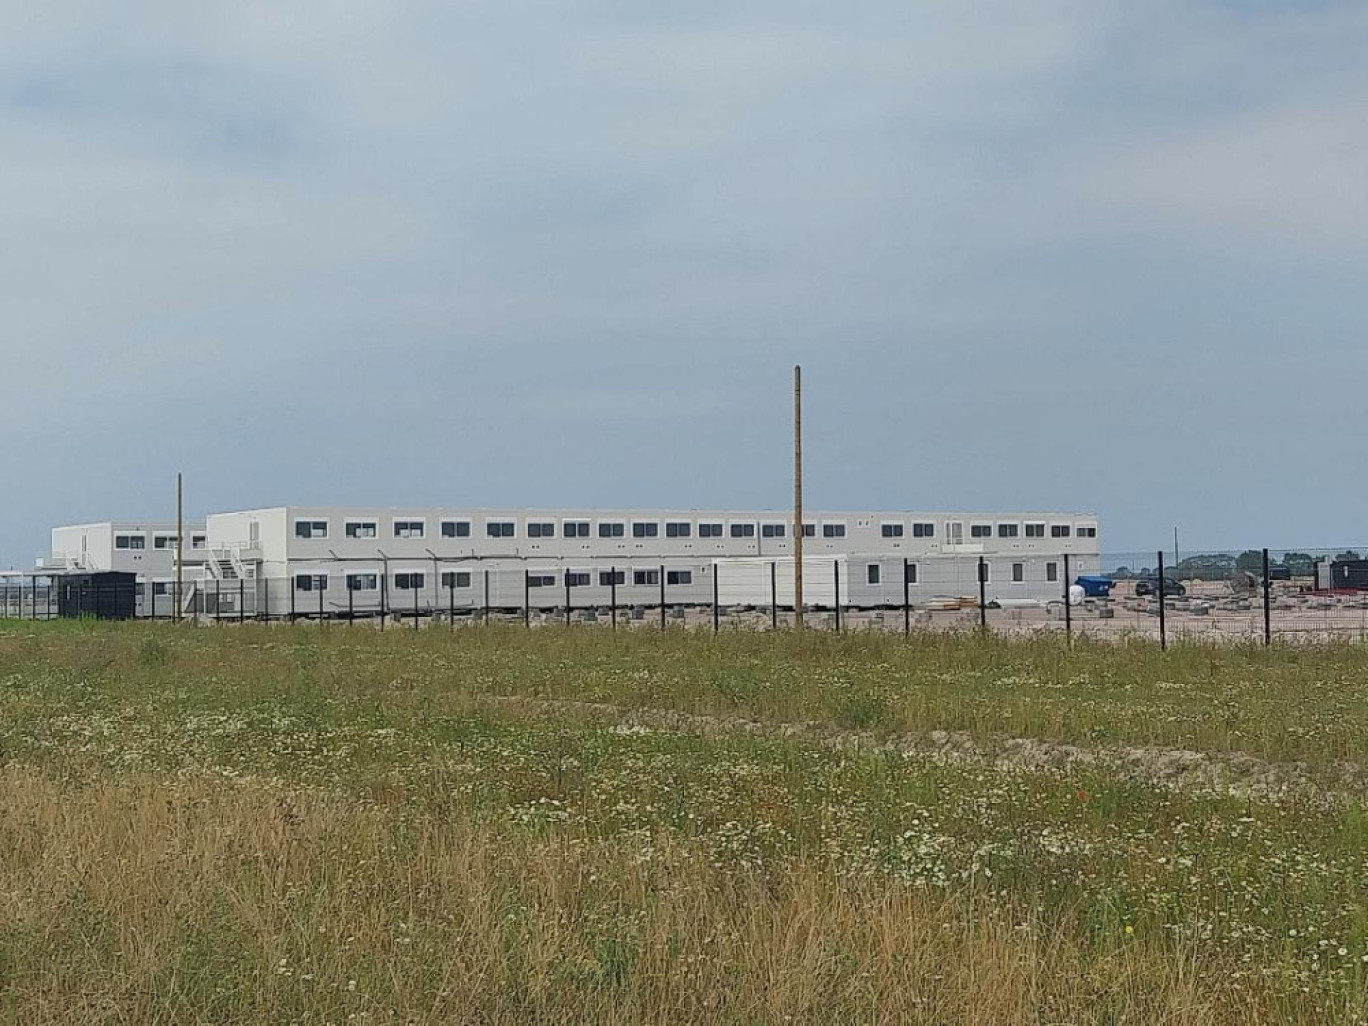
[1, 1, 1367, 563]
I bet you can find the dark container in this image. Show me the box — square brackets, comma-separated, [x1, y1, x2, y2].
[57, 572, 138, 620]
[1330, 560, 1368, 591]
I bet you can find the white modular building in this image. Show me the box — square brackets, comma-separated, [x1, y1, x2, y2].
[195, 506, 1101, 619]
[42, 521, 209, 617]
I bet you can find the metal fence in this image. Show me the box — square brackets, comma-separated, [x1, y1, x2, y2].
[9, 547, 1368, 645]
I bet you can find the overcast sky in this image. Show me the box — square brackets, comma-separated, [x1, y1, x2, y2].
[3, 1, 1366, 566]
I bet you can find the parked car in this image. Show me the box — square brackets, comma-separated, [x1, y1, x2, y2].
[1134, 577, 1186, 597]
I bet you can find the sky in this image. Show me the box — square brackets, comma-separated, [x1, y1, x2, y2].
[2, 1, 1366, 566]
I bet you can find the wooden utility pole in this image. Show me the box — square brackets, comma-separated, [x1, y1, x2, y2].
[175, 472, 184, 623]
[793, 365, 804, 629]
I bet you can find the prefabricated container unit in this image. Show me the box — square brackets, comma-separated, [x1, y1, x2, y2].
[1329, 560, 1368, 591]
[197, 506, 1102, 618]
[57, 572, 138, 620]
[715, 557, 839, 608]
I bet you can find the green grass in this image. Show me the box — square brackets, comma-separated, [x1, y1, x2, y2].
[4, 621, 1368, 1022]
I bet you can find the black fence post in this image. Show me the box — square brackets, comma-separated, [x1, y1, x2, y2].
[289, 575, 296, 623]
[659, 565, 666, 630]
[412, 580, 419, 630]
[240, 578, 246, 625]
[348, 581, 354, 625]
[1263, 547, 1272, 647]
[483, 569, 490, 624]
[565, 577, 572, 627]
[978, 556, 987, 631]
[903, 559, 911, 636]
[380, 574, 387, 631]
[712, 568, 719, 633]
[834, 560, 841, 632]
[1063, 552, 1072, 645]
[1157, 550, 1167, 651]
[524, 570, 530, 628]
[215, 579, 222, 625]
[611, 567, 618, 631]
[770, 561, 778, 630]
[449, 579, 455, 628]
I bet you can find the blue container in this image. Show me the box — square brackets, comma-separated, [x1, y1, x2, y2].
[1075, 575, 1113, 598]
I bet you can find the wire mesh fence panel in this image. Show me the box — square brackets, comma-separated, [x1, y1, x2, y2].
[0, 579, 58, 620]
[980, 555, 1065, 639]
[1263, 547, 1368, 643]
[24, 545, 1368, 643]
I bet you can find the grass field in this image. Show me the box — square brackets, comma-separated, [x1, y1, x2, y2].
[5, 622, 1368, 1023]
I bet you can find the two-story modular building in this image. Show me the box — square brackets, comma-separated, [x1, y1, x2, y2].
[196, 506, 1101, 618]
[43, 522, 209, 617]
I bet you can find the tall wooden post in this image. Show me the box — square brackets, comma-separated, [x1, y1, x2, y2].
[793, 365, 804, 630]
[175, 472, 184, 623]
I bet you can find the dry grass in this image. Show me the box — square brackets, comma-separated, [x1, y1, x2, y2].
[4, 621, 1368, 1023]
[1, 765, 1281, 1026]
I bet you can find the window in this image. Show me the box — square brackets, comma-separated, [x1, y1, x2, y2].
[295, 573, 329, 592]
[822, 523, 846, 539]
[867, 564, 881, 585]
[565, 571, 591, 587]
[632, 522, 659, 539]
[881, 524, 904, 539]
[970, 524, 992, 539]
[599, 570, 625, 587]
[346, 520, 378, 539]
[527, 573, 556, 588]
[486, 520, 516, 539]
[294, 520, 328, 540]
[634, 569, 660, 586]
[667, 570, 693, 585]
[564, 520, 591, 538]
[153, 534, 178, 550]
[1046, 562, 1058, 582]
[802, 523, 817, 538]
[191, 535, 207, 549]
[440, 570, 472, 589]
[115, 534, 146, 550]
[912, 523, 935, 538]
[598, 522, 626, 539]
[152, 581, 171, 597]
[1051, 525, 1071, 539]
[906, 563, 918, 584]
[1025, 523, 1045, 538]
[394, 572, 425, 590]
[1012, 562, 1024, 583]
[666, 521, 692, 538]
[440, 520, 471, 539]
[730, 523, 756, 539]
[1078, 526, 1097, 538]
[393, 520, 425, 539]
[762, 523, 787, 539]
[698, 523, 723, 539]
[979, 562, 991, 584]
[527, 522, 556, 539]
[998, 524, 1019, 538]
[346, 573, 378, 591]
